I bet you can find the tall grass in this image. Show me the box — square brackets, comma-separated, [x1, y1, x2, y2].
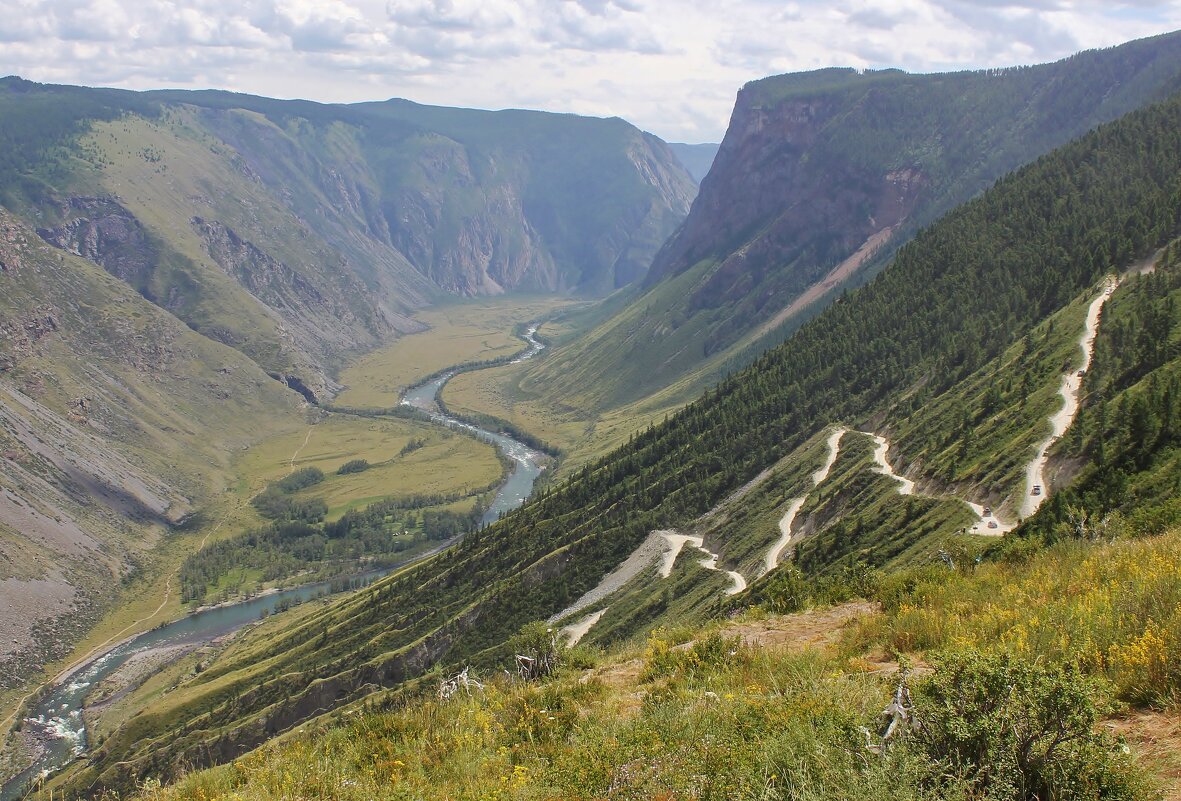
[135, 639, 950, 801]
[866, 530, 1181, 706]
[130, 533, 1181, 801]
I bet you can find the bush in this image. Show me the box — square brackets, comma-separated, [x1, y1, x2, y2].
[641, 631, 743, 683]
[399, 438, 427, 456]
[752, 564, 812, 613]
[915, 650, 1142, 801]
[337, 459, 370, 475]
[749, 561, 880, 614]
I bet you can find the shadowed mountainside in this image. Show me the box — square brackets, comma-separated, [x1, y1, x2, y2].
[0, 81, 696, 398]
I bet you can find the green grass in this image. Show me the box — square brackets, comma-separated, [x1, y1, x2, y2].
[236, 415, 501, 517]
[132, 638, 919, 801]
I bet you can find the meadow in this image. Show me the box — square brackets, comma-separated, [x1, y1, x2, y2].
[334, 297, 577, 410]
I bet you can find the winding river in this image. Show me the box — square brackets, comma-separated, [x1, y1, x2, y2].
[401, 325, 548, 526]
[1, 326, 550, 799]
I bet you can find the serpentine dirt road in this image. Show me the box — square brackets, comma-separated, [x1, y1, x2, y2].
[763, 427, 846, 574]
[558, 277, 1121, 645]
[864, 276, 1118, 534]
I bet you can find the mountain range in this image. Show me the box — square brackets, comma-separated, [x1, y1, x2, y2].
[4, 28, 1181, 801]
[0, 80, 697, 398]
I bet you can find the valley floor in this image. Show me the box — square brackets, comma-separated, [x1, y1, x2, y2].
[1, 295, 581, 789]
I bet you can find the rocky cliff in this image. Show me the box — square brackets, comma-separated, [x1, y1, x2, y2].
[520, 32, 1181, 415]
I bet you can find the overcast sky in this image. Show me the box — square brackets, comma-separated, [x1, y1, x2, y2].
[2, 1, 1180, 142]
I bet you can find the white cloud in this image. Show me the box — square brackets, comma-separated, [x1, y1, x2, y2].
[0, 0, 1179, 141]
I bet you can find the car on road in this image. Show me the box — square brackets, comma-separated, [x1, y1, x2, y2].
[1031, 485, 1042, 496]
[983, 506, 992, 516]
[988, 520, 998, 529]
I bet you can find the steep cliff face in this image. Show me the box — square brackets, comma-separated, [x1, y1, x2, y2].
[378, 142, 560, 295]
[36, 197, 158, 296]
[191, 215, 391, 380]
[660, 90, 928, 349]
[354, 104, 696, 297]
[523, 32, 1181, 414]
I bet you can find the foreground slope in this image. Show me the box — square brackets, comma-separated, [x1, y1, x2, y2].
[61, 85, 1181, 795]
[505, 31, 1181, 432]
[131, 529, 1181, 801]
[0, 80, 695, 396]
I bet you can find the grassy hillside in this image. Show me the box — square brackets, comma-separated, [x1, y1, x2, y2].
[0, 206, 304, 699]
[56, 86, 1181, 796]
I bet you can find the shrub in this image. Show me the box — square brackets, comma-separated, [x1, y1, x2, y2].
[509, 621, 564, 681]
[753, 564, 811, 613]
[641, 631, 743, 683]
[915, 650, 1142, 801]
[750, 561, 880, 614]
[399, 437, 427, 456]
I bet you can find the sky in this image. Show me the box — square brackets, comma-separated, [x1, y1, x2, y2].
[2, 1, 1181, 142]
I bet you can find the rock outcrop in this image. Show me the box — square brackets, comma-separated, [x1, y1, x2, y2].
[37, 196, 158, 296]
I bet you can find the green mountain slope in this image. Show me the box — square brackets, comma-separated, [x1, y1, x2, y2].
[128, 530, 1181, 801]
[514, 31, 1181, 421]
[62, 85, 1181, 796]
[0, 80, 696, 397]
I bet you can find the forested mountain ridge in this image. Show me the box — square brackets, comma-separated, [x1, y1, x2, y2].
[0, 80, 695, 398]
[514, 30, 1181, 420]
[64, 85, 1181, 796]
